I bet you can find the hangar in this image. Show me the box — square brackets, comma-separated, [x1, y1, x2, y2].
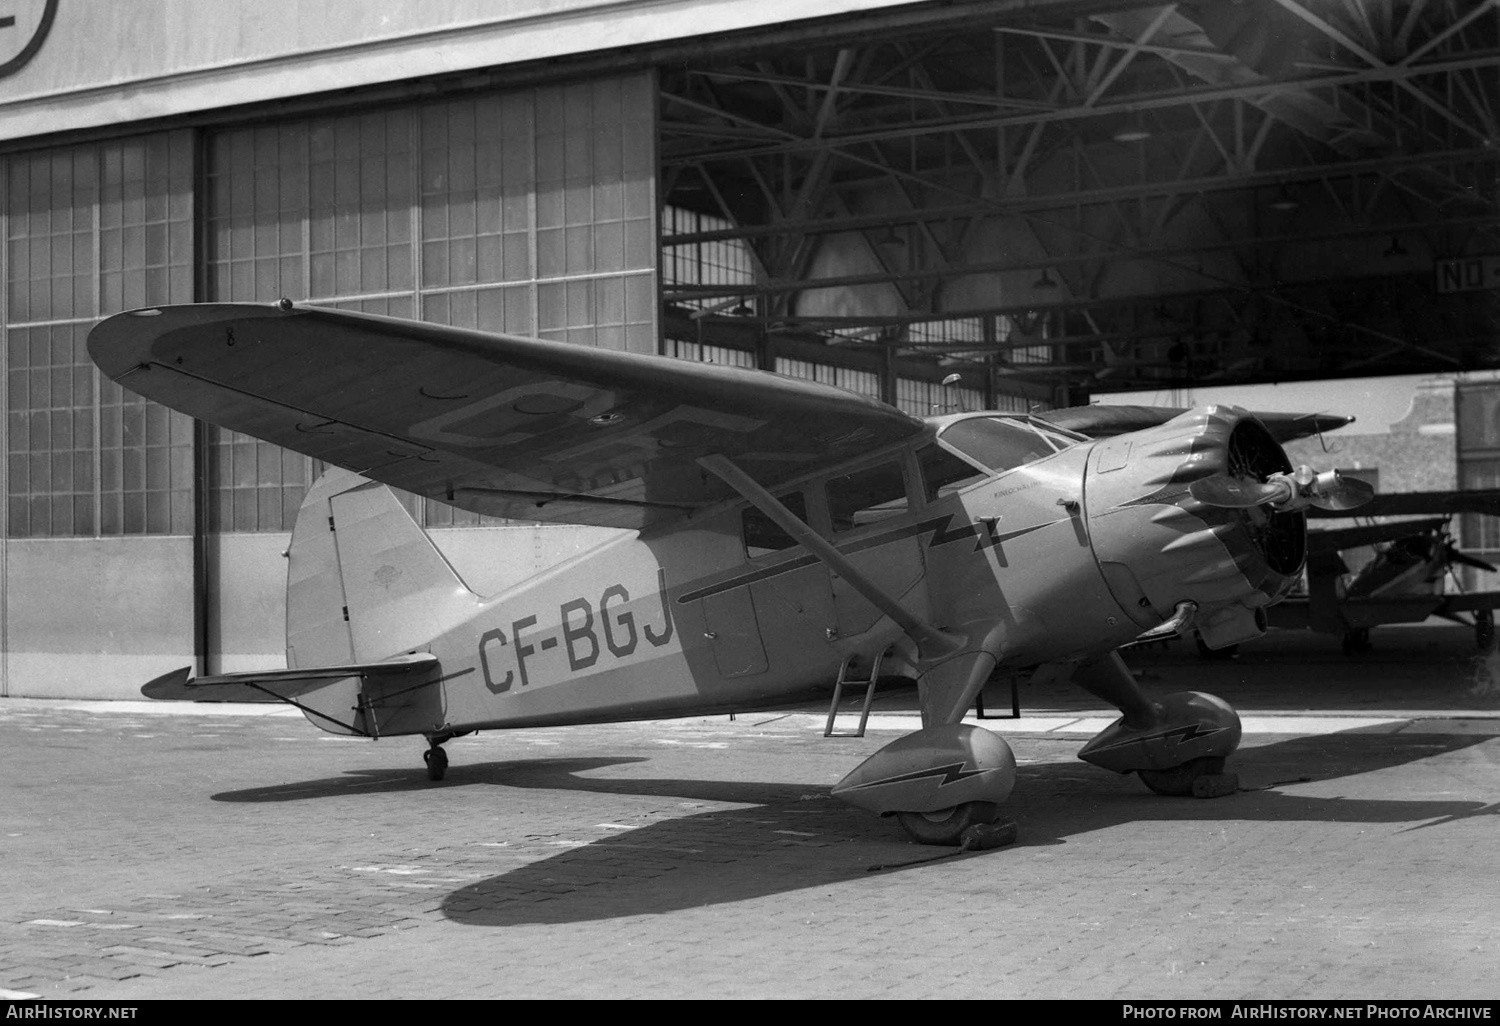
[0, 0, 1496, 697]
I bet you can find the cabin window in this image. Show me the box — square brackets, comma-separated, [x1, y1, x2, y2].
[939, 417, 1070, 472]
[826, 461, 909, 533]
[918, 444, 988, 500]
[742, 491, 808, 557]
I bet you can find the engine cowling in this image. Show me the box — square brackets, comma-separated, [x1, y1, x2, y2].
[1084, 405, 1306, 649]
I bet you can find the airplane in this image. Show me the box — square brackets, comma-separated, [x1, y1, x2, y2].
[1262, 491, 1500, 656]
[86, 301, 1371, 849]
[1046, 409, 1500, 659]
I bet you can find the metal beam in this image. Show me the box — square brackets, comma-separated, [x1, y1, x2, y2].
[662, 146, 1500, 247]
[663, 50, 1500, 164]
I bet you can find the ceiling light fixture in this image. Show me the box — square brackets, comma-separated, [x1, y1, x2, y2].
[876, 226, 904, 249]
[1112, 114, 1151, 143]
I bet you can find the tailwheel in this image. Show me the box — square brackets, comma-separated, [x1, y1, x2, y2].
[422, 745, 449, 781]
[1137, 755, 1237, 798]
[894, 801, 1017, 848]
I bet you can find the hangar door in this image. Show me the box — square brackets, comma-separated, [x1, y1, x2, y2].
[198, 72, 659, 674]
[0, 132, 198, 697]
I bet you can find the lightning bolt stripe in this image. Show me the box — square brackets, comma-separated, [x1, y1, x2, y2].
[677, 513, 1056, 604]
[842, 761, 987, 791]
[1089, 722, 1226, 753]
[675, 553, 821, 603]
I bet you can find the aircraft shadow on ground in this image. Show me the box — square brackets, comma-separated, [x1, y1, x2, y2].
[210, 756, 813, 806]
[212, 731, 1497, 927]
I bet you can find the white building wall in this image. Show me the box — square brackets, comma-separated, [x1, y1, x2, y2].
[0, 0, 922, 140]
[3, 536, 193, 698]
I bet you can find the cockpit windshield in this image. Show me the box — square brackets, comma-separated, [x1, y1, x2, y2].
[937, 415, 1084, 473]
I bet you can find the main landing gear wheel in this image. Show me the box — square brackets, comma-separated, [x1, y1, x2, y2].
[1341, 628, 1372, 656]
[1193, 635, 1239, 661]
[1137, 756, 1237, 798]
[1476, 610, 1495, 653]
[423, 745, 448, 781]
[894, 801, 1017, 848]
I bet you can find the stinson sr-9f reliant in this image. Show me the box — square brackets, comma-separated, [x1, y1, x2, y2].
[88, 302, 1370, 847]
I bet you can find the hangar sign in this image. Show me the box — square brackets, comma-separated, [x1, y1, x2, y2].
[0, 0, 57, 79]
[1435, 255, 1500, 295]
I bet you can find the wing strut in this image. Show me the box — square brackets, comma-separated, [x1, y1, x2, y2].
[695, 453, 961, 659]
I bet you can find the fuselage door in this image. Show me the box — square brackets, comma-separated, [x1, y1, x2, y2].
[695, 493, 827, 679]
[701, 585, 770, 678]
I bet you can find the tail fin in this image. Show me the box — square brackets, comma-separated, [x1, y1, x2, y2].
[286, 468, 480, 666]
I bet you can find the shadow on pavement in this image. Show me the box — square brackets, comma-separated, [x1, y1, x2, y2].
[204, 728, 1496, 927]
[211, 756, 657, 803]
[411, 729, 1493, 927]
[210, 754, 844, 807]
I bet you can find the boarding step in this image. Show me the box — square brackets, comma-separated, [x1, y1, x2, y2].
[824, 648, 892, 738]
[975, 671, 1023, 720]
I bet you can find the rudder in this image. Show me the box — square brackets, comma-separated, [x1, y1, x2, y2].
[286, 468, 480, 666]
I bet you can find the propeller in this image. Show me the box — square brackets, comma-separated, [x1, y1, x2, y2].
[1190, 466, 1375, 513]
[1447, 545, 1499, 574]
[1188, 476, 1290, 509]
[1301, 468, 1376, 511]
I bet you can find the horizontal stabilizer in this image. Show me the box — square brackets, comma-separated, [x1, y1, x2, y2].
[142, 652, 439, 703]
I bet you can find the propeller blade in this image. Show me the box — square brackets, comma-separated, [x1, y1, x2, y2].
[1189, 476, 1288, 509]
[1309, 473, 1375, 511]
[1449, 549, 1499, 573]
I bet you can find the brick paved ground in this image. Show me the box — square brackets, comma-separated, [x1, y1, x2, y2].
[2, 625, 1498, 1000]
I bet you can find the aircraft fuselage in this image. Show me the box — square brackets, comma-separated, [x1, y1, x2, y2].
[300, 407, 1304, 740]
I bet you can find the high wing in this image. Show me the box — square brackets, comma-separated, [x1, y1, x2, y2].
[88, 303, 925, 530]
[1040, 404, 1354, 443]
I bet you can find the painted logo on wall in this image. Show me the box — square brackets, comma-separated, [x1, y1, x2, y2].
[0, 0, 58, 80]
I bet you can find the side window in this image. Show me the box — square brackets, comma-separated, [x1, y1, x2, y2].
[917, 444, 987, 501]
[826, 461, 909, 533]
[743, 491, 808, 558]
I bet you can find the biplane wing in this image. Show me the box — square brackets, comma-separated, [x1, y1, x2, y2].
[88, 303, 925, 530]
[1040, 404, 1353, 443]
[1307, 516, 1452, 553]
[1306, 489, 1500, 519]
